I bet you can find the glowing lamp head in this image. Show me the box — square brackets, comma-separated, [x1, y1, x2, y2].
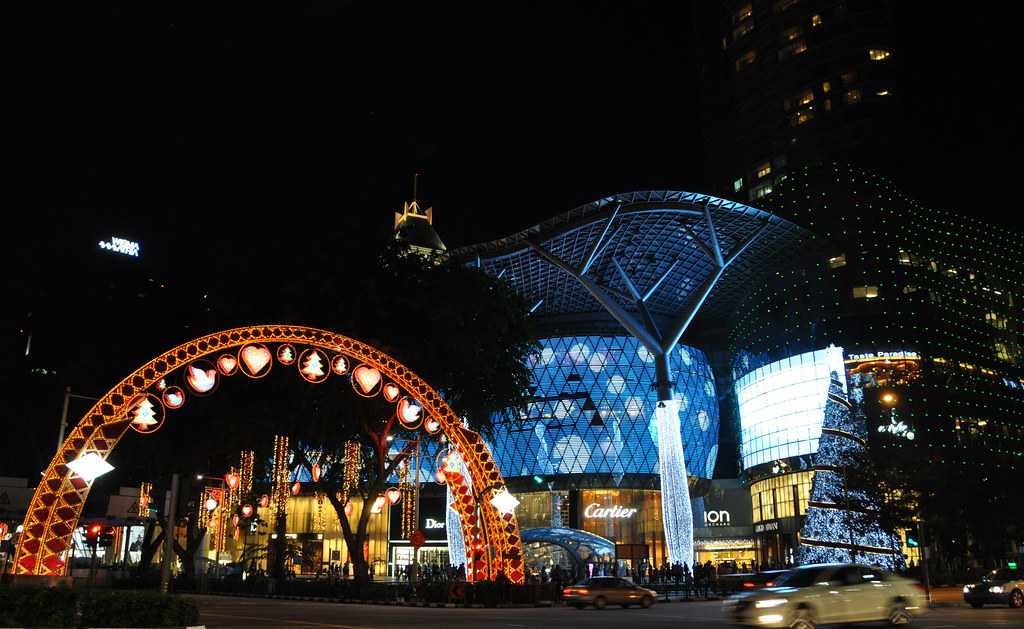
[205, 497, 219, 512]
[489, 489, 519, 515]
[225, 473, 239, 489]
[881, 392, 897, 405]
[67, 452, 115, 482]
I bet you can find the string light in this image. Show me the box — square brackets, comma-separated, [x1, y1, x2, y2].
[272, 435, 290, 524]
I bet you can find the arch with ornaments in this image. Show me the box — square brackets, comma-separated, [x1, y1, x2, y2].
[13, 324, 524, 583]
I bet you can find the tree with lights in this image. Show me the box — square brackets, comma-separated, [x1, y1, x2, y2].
[797, 373, 904, 570]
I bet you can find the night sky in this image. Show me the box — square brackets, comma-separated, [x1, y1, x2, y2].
[12, 4, 1019, 250]
[3, 3, 1021, 478]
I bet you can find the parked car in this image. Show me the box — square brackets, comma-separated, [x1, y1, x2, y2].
[724, 563, 927, 628]
[963, 567, 1024, 608]
[563, 576, 657, 609]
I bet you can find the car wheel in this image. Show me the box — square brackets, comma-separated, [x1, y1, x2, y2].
[594, 596, 607, 610]
[1011, 589, 1024, 609]
[969, 602, 984, 609]
[790, 607, 816, 629]
[641, 596, 654, 609]
[887, 602, 912, 625]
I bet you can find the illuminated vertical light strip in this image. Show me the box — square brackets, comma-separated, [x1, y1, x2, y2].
[446, 454, 468, 567]
[656, 399, 693, 567]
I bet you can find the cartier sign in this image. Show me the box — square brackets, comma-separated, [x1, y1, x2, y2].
[584, 503, 637, 519]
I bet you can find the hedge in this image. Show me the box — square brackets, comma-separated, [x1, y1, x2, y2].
[0, 586, 199, 628]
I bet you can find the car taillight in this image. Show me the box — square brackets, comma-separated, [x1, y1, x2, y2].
[765, 582, 775, 587]
[913, 583, 926, 592]
[577, 588, 589, 595]
[743, 582, 756, 588]
[563, 588, 573, 595]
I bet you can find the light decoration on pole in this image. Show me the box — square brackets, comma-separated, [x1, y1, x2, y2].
[271, 435, 290, 524]
[489, 489, 519, 515]
[138, 482, 152, 517]
[655, 398, 694, 567]
[205, 497, 219, 512]
[370, 495, 386, 514]
[341, 441, 360, 506]
[239, 450, 254, 496]
[398, 459, 416, 539]
[66, 452, 114, 482]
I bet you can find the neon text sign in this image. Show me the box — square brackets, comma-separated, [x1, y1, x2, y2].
[98, 236, 140, 257]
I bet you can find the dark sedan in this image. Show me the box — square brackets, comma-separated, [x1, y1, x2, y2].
[963, 568, 1024, 608]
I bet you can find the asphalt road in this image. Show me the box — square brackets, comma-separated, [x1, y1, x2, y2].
[191, 595, 1023, 629]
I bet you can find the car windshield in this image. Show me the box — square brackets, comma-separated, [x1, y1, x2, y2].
[986, 568, 1019, 581]
[773, 566, 830, 588]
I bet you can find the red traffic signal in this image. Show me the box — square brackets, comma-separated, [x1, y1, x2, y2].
[85, 522, 103, 546]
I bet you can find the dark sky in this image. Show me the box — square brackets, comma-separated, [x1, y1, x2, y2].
[11, 3, 1020, 258]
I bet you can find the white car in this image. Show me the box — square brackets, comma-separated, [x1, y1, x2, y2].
[725, 563, 928, 628]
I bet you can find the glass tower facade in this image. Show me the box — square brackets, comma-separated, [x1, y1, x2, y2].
[489, 335, 720, 484]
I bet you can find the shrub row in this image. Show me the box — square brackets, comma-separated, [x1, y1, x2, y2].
[0, 586, 198, 628]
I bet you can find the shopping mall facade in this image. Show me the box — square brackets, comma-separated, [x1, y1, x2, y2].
[444, 168, 1021, 575]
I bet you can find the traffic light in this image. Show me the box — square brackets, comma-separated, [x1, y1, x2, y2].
[85, 523, 102, 548]
[906, 536, 919, 547]
[533, 475, 544, 485]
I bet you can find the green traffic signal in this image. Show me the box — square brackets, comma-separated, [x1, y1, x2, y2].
[906, 537, 919, 547]
[533, 475, 544, 484]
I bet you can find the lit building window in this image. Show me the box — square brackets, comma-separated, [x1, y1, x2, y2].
[869, 48, 892, 61]
[823, 81, 831, 93]
[797, 90, 814, 107]
[994, 342, 1011, 362]
[985, 313, 1008, 331]
[779, 39, 808, 60]
[845, 89, 862, 105]
[733, 20, 755, 41]
[902, 285, 920, 294]
[781, 26, 803, 42]
[736, 49, 757, 72]
[811, 14, 823, 27]
[828, 254, 846, 269]
[876, 89, 890, 96]
[898, 250, 912, 265]
[757, 163, 772, 178]
[790, 110, 814, 126]
[752, 183, 773, 199]
[853, 286, 879, 299]
[734, 3, 753, 23]
[734, 177, 744, 192]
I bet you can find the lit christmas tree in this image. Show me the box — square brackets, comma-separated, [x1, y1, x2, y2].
[132, 398, 159, 429]
[796, 372, 904, 570]
[301, 351, 325, 379]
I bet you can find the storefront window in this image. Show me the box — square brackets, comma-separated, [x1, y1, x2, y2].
[579, 489, 665, 568]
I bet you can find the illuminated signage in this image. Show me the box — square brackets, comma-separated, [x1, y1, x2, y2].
[846, 350, 919, 362]
[98, 236, 140, 257]
[878, 417, 915, 440]
[584, 503, 637, 519]
[425, 518, 445, 530]
[704, 510, 731, 526]
[754, 521, 780, 533]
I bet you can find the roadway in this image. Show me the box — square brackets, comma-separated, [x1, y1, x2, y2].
[191, 594, 1022, 629]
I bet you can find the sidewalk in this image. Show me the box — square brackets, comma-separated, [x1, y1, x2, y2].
[929, 585, 965, 608]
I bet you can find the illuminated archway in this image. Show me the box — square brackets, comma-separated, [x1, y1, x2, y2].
[14, 325, 524, 582]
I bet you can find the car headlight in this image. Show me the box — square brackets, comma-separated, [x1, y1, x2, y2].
[963, 585, 971, 593]
[989, 586, 1003, 594]
[755, 598, 788, 608]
